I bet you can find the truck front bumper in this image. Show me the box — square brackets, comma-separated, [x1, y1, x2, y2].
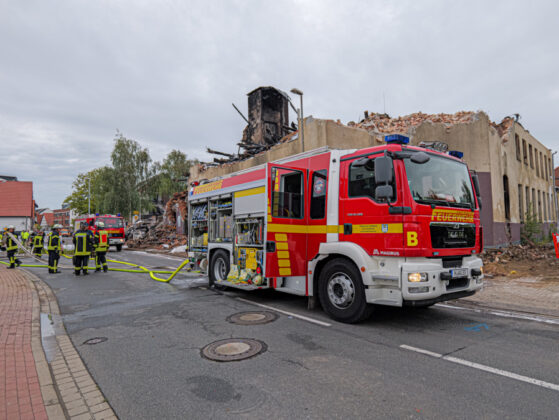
[109, 238, 125, 245]
[400, 255, 483, 304]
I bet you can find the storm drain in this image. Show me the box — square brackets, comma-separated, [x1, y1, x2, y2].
[83, 337, 108, 345]
[227, 311, 278, 325]
[201, 338, 266, 362]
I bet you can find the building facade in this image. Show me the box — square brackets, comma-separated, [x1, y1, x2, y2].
[0, 180, 35, 232]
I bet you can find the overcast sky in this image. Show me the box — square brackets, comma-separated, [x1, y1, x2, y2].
[1, 0, 558, 209]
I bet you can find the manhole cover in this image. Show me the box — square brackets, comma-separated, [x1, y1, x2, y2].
[201, 338, 266, 362]
[83, 337, 108, 345]
[227, 311, 278, 325]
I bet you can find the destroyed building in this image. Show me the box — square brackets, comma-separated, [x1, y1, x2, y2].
[191, 100, 556, 247]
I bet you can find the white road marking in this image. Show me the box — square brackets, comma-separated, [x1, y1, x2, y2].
[434, 303, 559, 325]
[400, 344, 442, 358]
[236, 298, 332, 327]
[400, 344, 559, 392]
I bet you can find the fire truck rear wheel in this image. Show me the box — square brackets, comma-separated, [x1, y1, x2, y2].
[318, 258, 373, 323]
[209, 249, 229, 290]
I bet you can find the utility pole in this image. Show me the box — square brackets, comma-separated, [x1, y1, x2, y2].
[87, 177, 91, 215]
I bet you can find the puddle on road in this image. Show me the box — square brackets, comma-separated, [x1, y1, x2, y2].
[40, 313, 64, 363]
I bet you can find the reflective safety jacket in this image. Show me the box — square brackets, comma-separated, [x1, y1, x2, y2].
[47, 233, 61, 252]
[73, 230, 93, 256]
[33, 234, 44, 248]
[21, 231, 29, 241]
[94, 230, 109, 252]
[6, 234, 18, 251]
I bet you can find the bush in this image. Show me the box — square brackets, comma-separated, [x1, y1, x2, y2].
[521, 205, 542, 244]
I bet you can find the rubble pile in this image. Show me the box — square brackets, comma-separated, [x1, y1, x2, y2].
[481, 244, 557, 277]
[482, 244, 555, 264]
[348, 111, 515, 141]
[126, 192, 188, 250]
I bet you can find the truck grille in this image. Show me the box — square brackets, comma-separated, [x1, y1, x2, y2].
[109, 233, 122, 238]
[430, 224, 475, 249]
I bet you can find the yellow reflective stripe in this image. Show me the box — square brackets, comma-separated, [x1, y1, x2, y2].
[279, 268, 291, 276]
[277, 259, 291, 267]
[276, 242, 288, 250]
[234, 186, 265, 198]
[269, 223, 403, 235]
[351, 224, 403, 234]
[275, 233, 287, 241]
[277, 251, 290, 259]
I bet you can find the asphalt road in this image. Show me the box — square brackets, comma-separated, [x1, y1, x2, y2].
[24, 249, 559, 419]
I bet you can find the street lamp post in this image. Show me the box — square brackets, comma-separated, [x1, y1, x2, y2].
[290, 88, 304, 152]
[85, 177, 91, 215]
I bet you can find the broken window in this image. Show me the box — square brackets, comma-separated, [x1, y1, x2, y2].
[525, 186, 530, 218]
[529, 144, 534, 168]
[503, 175, 510, 221]
[535, 148, 540, 177]
[538, 190, 542, 222]
[540, 152, 545, 179]
[545, 157, 549, 180]
[522, 139, 528, 165]
[518, 184, 523, 222]
[515, 135, 521, 161]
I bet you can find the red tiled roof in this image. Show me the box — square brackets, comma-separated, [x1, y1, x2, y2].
[0, 181, 34, 217]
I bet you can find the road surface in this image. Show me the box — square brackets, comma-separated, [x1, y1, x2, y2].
[26, 249, 559, 419]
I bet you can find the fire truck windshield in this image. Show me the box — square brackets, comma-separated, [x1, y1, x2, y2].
[404, 155, 475, 209]
[97, 217, 124, 228]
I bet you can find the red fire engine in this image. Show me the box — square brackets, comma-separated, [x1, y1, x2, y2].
[74, 214, 126, 251]
[187, 135, 484, 323]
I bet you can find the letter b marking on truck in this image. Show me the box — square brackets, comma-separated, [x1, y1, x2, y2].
[407, 231, 418, 246]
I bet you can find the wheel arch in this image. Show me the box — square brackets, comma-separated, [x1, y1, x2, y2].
[310, 242, 372, 297]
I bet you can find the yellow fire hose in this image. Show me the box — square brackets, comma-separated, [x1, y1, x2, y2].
[2, 233, 198, 283]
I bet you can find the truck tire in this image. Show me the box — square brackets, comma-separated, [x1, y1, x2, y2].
[116, 245, 122, 252]
[318, 258, 373, 323]
[209, 249, 229, 289]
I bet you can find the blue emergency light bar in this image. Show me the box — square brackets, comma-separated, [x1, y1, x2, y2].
[117, 213, 121, 217]
[96, 213, 99, 216]
[449, 150, 464, 159]
[385, 134, 410, 144]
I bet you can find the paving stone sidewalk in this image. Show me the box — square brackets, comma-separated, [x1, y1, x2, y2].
[0, 265, 117, 420]
[459, 275, 559, 318]
[0, 265, 49, 420]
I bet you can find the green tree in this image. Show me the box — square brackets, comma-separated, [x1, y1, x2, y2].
[63, 169, 106, 215]
[156, 150, 196, 199]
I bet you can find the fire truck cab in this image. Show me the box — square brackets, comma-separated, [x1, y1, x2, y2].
[188, 135, 484, 323]
[74, 214, 126, 251]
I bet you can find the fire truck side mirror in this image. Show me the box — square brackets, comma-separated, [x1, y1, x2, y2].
[374, 156, 393, 185]
[375, 185, 394, 201]
[374, 156, 394, 202]
[471, 173, 482, 210]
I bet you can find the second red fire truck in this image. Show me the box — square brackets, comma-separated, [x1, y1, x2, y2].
[187, 135, 484, 323]
[74, 214, 126, 251]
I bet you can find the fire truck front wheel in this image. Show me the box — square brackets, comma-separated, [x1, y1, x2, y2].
[209, 249, 229, 290]
[318, 258, 373, 323]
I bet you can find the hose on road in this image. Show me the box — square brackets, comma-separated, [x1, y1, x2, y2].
[1, 232, 198, 283]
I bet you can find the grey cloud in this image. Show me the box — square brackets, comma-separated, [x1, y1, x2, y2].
[1, 0, 558, 208]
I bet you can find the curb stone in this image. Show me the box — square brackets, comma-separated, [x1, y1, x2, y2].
[23, 269, 118, 420]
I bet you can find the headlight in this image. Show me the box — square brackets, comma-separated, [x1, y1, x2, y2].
[408, 272, 428, 282]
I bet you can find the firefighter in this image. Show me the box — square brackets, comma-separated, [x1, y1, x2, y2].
[3, 226, 21, 268]
[32, 230, 44, 258]
[21, 230, 30, 245]
[47, 224, 62, 274]
[93, 221, 109, 272]
[72, 222, 94, 275]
